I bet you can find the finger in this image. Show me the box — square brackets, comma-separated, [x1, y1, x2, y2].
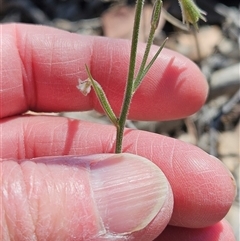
[155, 220, 236, 241]
[1, 116, 236, 228]
[1, 23, 208, 120]
[1, 154, 173, 241]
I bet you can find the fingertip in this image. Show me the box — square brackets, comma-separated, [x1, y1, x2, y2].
[155, 220, 237, 241]
[121, 130, 236, 228]
[128, 47, 209, 120]
[2, 153, 173, 240]
[86, 153, 173, 239]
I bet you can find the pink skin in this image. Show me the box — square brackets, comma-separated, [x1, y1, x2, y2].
[0, 23, 236, 240]
[155, 219, 236, 241]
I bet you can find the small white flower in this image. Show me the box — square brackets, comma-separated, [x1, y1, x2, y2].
[76, 78, 92, 96]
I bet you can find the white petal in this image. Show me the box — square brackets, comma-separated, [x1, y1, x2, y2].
[77, 78, 92, 96]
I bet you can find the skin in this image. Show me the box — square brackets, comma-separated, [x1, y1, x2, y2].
[0, 23, 236, 241]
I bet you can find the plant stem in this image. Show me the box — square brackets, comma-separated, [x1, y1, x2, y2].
[115, 0, 144, 153]
[134, 0, 162, 92]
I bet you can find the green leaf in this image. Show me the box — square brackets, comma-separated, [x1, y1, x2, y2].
[85, 65, 118, 126]
[133, 37, 168, 92]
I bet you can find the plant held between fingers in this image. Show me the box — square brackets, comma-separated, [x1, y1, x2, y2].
[77, 0, 206, 154]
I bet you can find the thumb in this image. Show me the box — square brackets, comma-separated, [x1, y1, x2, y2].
[1, 153, 173, 241]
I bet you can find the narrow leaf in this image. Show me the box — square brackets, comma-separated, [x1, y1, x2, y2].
[85, 65, 118, 126]
[133, 37, 168, 92]
[132, 0, 163, 95]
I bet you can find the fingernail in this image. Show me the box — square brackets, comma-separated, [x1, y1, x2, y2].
[88, 153, 169, 235]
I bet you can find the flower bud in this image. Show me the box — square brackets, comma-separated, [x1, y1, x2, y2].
[151, 0, 162, 30]
[178, 0, 206, 30]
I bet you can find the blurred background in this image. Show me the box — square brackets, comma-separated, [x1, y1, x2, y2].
[1, 0, 239, 239]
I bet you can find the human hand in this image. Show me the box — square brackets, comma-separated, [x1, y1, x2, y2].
[1, 23, 236, 241]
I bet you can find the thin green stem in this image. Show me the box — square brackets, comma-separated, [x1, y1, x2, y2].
[134, 37, 168, 92]
[133, 25, 156, 92]
[115, 0, 144, 153]
[133, 0, 162, 92]
[80, 0, 206, 156]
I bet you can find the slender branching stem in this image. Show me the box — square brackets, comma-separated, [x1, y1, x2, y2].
[133, 0, 162, 92]
[115, 0, 145, 153]
[134, 37, 167, 91]
[80, 0, 205, 154]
